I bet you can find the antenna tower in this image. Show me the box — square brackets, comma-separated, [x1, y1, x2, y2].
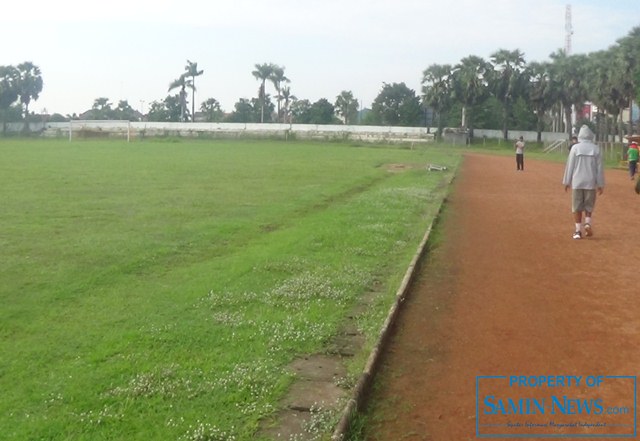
[565, 4, 573, 55]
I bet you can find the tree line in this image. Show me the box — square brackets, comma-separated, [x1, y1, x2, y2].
[1, 26, 639, 141]
[424, 27, 640, 142]
[145, 61, 363, 126]
[0, 62, 43, 132]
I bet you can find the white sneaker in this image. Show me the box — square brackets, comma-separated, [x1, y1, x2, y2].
[584, 224, 593, 237]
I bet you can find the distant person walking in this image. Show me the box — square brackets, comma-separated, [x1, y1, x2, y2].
[569, 135, 578, 151]
[562, 125, 605, 240]
[515, 136, 525, 171]
[627, 141, 639, 180]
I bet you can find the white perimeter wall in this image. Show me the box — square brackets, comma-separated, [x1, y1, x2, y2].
[3, 121, 589, 144]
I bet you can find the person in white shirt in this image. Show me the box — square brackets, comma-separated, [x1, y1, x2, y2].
[514, 136, 525, 171]
[562, 125, 605, 240]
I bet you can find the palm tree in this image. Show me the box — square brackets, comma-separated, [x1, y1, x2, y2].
[587, 50, 629, 142]
[281, 86, 296, 124]
[16, 62, 43, 131]
[549, 50, 588, 138]
[269, 65, 289, 122]
[200, 98, 223, 122]
[612, 29, 640, 136]
[586, 51, 608, 138]
[168, 74, 192, 122]
[451, 55, 491, 141]
[91, 97, 113, 119]
[115, 100, 137, 121]
[490, 49, 527, 140]
[252, 63, 275, 123]
[422, 63, 453, 139]
[185, 60, 204, 122]
[0, 65, 20, 134]
[335, 91, 359, 125]
[92, 97, 111, 110]
[527, 61, 556, 142]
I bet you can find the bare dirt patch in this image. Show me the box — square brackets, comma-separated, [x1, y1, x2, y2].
[259, 289, 383, 440]
[385, 163, 412, 172]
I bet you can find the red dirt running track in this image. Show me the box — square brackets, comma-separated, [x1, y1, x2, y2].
[364, 153, 639, 440]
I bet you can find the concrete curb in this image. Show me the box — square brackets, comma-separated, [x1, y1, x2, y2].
[330, 173, 456, 441]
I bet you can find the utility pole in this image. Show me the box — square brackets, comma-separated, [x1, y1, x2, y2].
[565, 4, 576, 133]
[565, 4, 573, 56]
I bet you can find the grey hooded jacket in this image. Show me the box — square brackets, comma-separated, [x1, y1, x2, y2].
[562, 125, 605, 190]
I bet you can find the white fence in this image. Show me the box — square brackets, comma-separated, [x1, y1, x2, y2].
[472, 129, 568, 143]
[0, 121, 620, 146]
[8, 121, 435, 144]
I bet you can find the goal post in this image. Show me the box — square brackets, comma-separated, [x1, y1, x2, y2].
[68, 120, 131, 142]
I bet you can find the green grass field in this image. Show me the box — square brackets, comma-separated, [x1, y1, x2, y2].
[0, 138, 460, 440]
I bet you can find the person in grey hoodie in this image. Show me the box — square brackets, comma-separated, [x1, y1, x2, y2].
[562, 125, 605, 239]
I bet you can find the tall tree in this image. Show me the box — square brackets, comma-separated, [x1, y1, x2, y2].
[451, 55, 491, 140]
[335, 91, 359, 125]
[614, 27, 640, 135]
[587, 51, 613, 140]
[292, 99, 336, 124]
[370, 82, 422, 127]
[92, 97, 111, 110]
[226, 98, 255, 123]
[168, 74, 191, 122]
[281, 86, 296, 124]
[290, 99, 311, 124]
[114, 100, 137, 121]
[147, 95, 182, 122]
[226, 96, 274, 123]
[308, 98, 336, 124]
[252, 63, 275, 123]
[527, 61, 556, 142]
[269, 65, 289, 122]
[422, 63, 453, 139]
[636, 69, 640, 106]
[200, 98, 223, 122]
[81, 97, 114, 119]
[185, 60, 204, 122]
[549, 50, 588, 138]
[146, 100, 169, 122]
[489, 49, 527, 140]
[0, 65, 20, 134]
[16, 62, 43, 131]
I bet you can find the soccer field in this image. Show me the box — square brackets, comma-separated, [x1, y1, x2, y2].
[0, 138, 459, 440]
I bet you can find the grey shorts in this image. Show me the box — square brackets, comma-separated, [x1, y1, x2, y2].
[572, 189, 597, 213]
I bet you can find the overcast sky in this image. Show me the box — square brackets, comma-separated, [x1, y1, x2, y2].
[1, 0, 638, 116]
